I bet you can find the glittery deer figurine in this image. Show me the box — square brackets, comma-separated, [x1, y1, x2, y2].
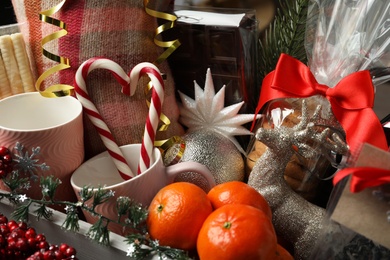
[247, 99, 349, 260]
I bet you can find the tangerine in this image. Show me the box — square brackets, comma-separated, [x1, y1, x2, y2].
[146, 182, 213, 251]
[197, 204, 277, 260]
[207, 181, 272, 219]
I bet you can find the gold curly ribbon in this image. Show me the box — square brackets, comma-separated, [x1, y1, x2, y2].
[143, 0, 185, 164]
[36, 0, 73, 97]
[143, 0, 181, 64]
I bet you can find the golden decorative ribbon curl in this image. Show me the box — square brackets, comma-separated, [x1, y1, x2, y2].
[143, 0, 185, 164]
[36, 0, 73, 97]
[143, 0, 181, 64]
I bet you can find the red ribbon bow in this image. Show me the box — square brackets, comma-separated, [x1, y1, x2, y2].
[252, 54, 388, 190]
[334, 167, 390, 193]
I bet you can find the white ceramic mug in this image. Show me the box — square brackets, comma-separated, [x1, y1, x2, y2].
[0, 92, 84, 204]
[71, 143, 215, 235]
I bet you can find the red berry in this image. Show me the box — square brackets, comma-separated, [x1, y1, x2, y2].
[0, 224, 9, 234]
[0, 219, 78, 259]
[43, 250, 55, 260]
[9, 228, 25, 239]
[59, 243, 68, 253]
[0, 147, 9, 156]
[33, 251, 44, 257]
[2, 154, 12, 163]
[16, 237, 28, 251]
[25, 227, 37, 238]
[38, 241, 49, 250]
[27, 237, 37, 248]
[18, 221, 28, 230]
[35, 233, 46, 242]
[7, 238, 16, 250]
[64, 246, 76, 257]
[49, 244, 58, 251]
[0, 215, 8, 224]
[7, 220, 17, 230]
[53, 249, 64, 259]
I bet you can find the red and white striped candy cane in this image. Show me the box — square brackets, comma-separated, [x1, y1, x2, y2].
[129, 64, 164, 174]
[74, 57, 164, 179]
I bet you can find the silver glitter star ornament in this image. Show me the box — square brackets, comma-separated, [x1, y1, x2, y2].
[176, 68, 259, 189]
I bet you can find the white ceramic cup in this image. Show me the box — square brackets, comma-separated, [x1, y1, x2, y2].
[71, 143, 216, 235]
[0, 92, 84, 204]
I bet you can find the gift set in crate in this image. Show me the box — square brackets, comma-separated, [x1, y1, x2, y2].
[0, 0, 390, 259]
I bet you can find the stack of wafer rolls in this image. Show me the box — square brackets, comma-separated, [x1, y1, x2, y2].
[0, 32, 35, 99]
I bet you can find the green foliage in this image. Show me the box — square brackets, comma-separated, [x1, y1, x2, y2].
[125, 233, 190, 260]
[91, 186, 114, 210]
[258, 0, 310, 80]
[2, 171, 30, 194]
[33, 203, 53, 220]
[87, 217, 111, 245]
[40, 175, 61, 200]
[0, 174, 189, 259]
[62, 206, 80, 232]
[11, 201, 31, 222]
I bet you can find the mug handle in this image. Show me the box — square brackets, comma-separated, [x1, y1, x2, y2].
[165, 161, 216, 190]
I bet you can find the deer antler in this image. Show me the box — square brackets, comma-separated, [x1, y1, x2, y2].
[291, 100, 349, 161]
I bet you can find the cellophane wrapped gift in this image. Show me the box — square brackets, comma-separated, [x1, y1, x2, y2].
[11, 0, 185, 159]
[304, 0, 390, 258]
[167, 6, 258, 115]
[246, 0, 390, 257]
[247, 0, 390, 208]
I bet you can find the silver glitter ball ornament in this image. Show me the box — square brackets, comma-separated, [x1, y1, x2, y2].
[174, 130, 245, 191]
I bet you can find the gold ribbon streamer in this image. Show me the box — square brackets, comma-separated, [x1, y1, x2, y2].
[143, 0, 185, 163]
[144, 0, 181, 64]
[36, 0, 73, 97]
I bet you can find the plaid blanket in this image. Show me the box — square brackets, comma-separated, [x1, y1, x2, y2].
[11, 0, 184, 159]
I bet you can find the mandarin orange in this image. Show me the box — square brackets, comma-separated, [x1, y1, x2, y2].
[207, 181, 272, 219]
[146, 182, 213, 251]
[197, 204, 277, 260]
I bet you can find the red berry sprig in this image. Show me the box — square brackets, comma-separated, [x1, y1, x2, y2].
[0, 214, 77, 259]
[0, 146, 13, 179]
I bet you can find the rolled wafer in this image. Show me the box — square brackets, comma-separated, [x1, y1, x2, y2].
[10, 33, 35, 92]
[0, 55, 12, 99]
[0, 35, 23, 94]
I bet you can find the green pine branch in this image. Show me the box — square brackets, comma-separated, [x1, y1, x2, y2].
[258, 0, 310, 80]
[0, 175, 190, 259]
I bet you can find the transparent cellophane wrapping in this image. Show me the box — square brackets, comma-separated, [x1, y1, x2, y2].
[310, 154, 390, 259]
[246, 95, 346, 205]
[304, 0, 390, 258]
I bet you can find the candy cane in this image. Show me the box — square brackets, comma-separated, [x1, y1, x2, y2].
[130, 65, 165, 174]
[74, 57, 164, 179]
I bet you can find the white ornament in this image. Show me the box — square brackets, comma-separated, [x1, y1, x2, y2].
[179, 68, 259, 155]
[176, 69, 260, 187]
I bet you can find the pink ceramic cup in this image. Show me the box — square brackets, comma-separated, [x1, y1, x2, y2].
[70, 143, 215, 235]
[0, 92, 84, 205]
